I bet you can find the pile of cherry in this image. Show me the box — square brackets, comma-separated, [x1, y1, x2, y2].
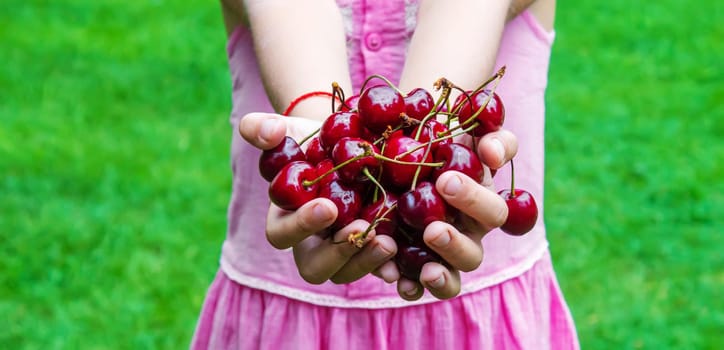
[258, 68, 538, 281]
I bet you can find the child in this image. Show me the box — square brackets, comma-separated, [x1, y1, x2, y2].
[192, 0, 579, 348]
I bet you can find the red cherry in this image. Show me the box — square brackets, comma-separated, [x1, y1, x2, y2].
[258, 136, 306, 182]
[304, 136, 327, 165]
[338, 94, 360, 112]
[331, 137, 380, 184]
[319, 111, 363, 152]
[319, 179, 362, 231]
[457, 89, 505, 137]
[381, 133, 434, 190]
[408, 119, 451, 153]
[397, 181, 451, 230]
[314, 159, 340, 187]
[498, 189, 538, 235]
[358, 85, 406, 133]
[360, 193, 399, 237]
[268, 161, 319, 211]
[394, 241, 443, 281]
[404, 88, 435, 121]
[431, 143, 484, 183]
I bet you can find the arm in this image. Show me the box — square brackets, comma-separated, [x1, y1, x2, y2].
[399, 0, 515, 93]
[235, 0, 353, 120]
[391, 0, 529, 300]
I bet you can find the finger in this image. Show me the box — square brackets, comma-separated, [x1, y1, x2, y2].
[372, 259, 401, 283]
[397, 278, 424, 301]
[265, 199, 337, 249]
[238, 113, 287, 150]
[436, 171, 508, 230]
[423, 221, 483, 272]
[293, 220, 373, 285]
[331, 234, 397, 284]
[454, 212, 489, 241]
[420, 263, 461, 300]
[477, 129, 518, 170]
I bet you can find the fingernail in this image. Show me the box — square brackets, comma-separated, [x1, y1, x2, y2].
[429, 275, 445, 289]
[260, 119, 279, 143]
[312, 203, 333, 221]
[443, 174, 462, 196]
[490, 138, 505, 165]
[373, 243, 392, 260]
[403, 286, 419, 297]
[431, 230, 451, 248]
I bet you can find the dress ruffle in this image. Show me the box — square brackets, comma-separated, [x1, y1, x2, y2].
[191, 251, 579, 350]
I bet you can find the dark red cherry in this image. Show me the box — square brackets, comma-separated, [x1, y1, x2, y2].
[498, 189, 538, 236]
[259, 136, 306, 182]
[314, 159, 340, 187]
[394, 242, 443, 281]
[397, 181, 451, 230]
[358, 85, 406, 133]
[305, 136, 327, 165]
[381, 133, 434, 190]
[268, 161, 319, 211]
[331, 137, 380, 184]
[457, 89, 505, 137]
[338, 94, 360, 112]
[360, 126, 379, 144]
[431, 143, 484, 183]
[319, 179, 362, 231]
[360, 193, 399, 237]
[404, 88, 435, 121]
[409, 119, 452, 153]
[319, 111, 363, 152]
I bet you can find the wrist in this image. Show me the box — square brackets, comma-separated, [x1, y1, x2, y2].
[282, 92, 339, 121]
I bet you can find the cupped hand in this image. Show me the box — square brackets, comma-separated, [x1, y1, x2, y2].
[377, 129, 519, 300]
[239, 112, 397, 285]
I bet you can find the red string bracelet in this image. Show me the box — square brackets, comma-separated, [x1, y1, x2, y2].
[282, 91, 339, 116]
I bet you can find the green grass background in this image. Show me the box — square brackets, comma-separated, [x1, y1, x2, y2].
[2, 0, 722, 348]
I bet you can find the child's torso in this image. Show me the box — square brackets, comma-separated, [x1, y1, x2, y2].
[220, 0, 555, 308]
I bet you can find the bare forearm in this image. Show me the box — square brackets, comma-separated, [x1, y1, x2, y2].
[243, 0, 352, 120]
[398, 0, 514, 94]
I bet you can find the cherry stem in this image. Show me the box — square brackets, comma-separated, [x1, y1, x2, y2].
[298, 127, 320, 146]
[411, 78, 456, 141]
[432, 77, 456, 104]
[371, 141, 390, 202]
[363, 167, 388, 215]
[302, 151, 370, 187]
[347, 227, 372, 248]
[446, 86, 473, 125]
[414, 112, 437, 141]
[346, 170, 382, 247]
[373, 117, 421, 146]
[457, 67, 506, 130]
[360, 74, 405, 96]
[331, 82, 346, 112]
[348, 202, 398, 248]
[395, 121, 480, 159]
[375, 153, 443, 167]
[473, 66, 506, 93]
[509, 158, 516, 197]
[410, 131, 435, 190]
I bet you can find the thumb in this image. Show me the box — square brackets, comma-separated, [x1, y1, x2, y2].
[238, 113, 288, 150]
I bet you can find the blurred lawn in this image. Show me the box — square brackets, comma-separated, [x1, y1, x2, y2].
[1, 0, 722, 349]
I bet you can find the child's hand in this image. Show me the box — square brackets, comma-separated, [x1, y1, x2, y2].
[239, 113, 518, 298]
[239, 113, 398, 285]
[377, 130, 519, 300]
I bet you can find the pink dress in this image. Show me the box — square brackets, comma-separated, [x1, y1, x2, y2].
[192, 1, 579, 348]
